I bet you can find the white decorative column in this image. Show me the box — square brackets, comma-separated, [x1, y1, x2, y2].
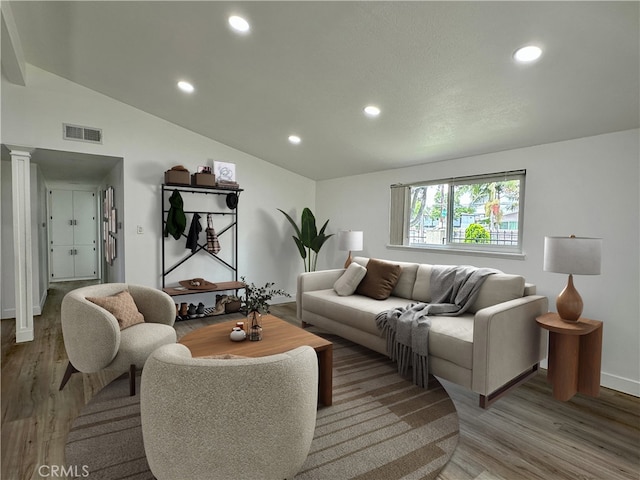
[10, 147, 34, 342]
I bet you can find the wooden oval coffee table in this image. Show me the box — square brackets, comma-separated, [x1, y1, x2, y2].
[179, 314, 333, 406]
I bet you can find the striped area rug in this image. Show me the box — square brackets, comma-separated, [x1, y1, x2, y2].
[65, 335, 459, 479]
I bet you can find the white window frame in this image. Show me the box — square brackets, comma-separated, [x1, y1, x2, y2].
[389, 170, 526, 258]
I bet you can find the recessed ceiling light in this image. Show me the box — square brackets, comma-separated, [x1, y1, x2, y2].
[288, 135, 301, 145]
[364, 105, 381, 117]
[229, 15, 250, 33]
[177, 81, 194, 93]
[513, 45, 542, 63]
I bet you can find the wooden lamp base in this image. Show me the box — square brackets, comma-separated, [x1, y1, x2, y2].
[556, 274, 583, 322]
[344, 252, 353, 269]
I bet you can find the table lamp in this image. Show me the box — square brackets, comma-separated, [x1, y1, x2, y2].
[337, 231, 363, 268]
[543, 235, 602, 322]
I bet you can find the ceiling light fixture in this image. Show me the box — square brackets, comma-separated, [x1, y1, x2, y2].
[288, 135, 301, 145]
[177, 81, 195, 93]
[229, 15, 250, 33]
[513, 45, 543, 63]
[364, 105, 381, 117]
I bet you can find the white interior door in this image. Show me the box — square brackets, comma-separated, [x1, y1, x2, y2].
[49, 189, 98, 280]
[50, 190, 74, 245]
[50, 246, 75, 279]
[74, 245, 97, 277]
[73, 191, 97, 245]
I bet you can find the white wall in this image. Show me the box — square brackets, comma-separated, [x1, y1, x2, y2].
[102, 161, 125, 284]
[35, 164, 48, 310]
[316, 129, 640, 396]
[1, 64, 315, 304]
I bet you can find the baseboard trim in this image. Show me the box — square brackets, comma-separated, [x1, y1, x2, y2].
[37, 288, 48, 316]
[2, 291, 49, 319]
[540, 359, 639, 397]
[601, 372, 640, 397]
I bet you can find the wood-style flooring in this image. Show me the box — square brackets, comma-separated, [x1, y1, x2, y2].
[2, 281, 639, 480]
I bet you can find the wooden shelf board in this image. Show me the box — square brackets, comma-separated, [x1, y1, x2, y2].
[163, 281, 246, 297]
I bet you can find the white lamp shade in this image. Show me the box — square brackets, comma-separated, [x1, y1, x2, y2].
[543, 236, 602, 275]
[337, 231, 363, 251]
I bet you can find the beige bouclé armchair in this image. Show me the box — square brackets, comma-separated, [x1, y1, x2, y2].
[60, 283, 177, 395]
[140, 343, 319, 480]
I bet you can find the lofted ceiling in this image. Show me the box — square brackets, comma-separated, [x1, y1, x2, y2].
[5, 1, 639, 181]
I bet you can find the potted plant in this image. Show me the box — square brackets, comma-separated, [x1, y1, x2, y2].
[240, 277, 291, 340]
[277, 207, 333, 272]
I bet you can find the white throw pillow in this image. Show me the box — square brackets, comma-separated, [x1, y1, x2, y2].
[334, 262, 367, 296]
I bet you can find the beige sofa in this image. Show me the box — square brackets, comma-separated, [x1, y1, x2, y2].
[297, 257, 548, 407]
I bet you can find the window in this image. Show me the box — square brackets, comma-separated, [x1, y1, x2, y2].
[390, 170, 525, 253]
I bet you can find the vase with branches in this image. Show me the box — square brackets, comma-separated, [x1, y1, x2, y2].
[240, 277, 291, 340]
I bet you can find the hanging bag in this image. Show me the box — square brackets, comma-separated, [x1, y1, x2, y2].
[206, 214, 221, 254]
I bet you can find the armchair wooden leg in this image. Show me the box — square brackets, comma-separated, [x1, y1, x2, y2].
[129, 364, 136, 396]
[59, 361, 78, 391]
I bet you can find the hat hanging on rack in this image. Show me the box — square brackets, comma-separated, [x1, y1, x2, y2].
[226, 193, 238, 209]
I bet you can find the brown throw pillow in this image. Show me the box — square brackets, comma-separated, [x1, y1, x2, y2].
[87, 290, 144, 330]
[356, 258, 402, 300]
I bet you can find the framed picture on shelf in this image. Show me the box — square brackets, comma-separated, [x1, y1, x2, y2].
[214, 161, 236, 182]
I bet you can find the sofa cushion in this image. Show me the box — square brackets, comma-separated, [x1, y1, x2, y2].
[468, 274, 525, 313]
[411, 264, 433, 302]
[109, 322, 177, 372]
[428, 315, 474, 369]
[302, 290, 411, 337]
[333, 262, 367, 296]
[355, 258, 402, 300]
[303, 289, 473, 369]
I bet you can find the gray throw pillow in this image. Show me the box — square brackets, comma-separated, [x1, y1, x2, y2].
[334, 262, 367, 296]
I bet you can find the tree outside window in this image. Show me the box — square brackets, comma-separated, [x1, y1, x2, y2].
[401, 171, 525, 253]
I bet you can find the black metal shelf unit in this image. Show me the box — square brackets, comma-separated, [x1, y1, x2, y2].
[161, 183, 243, 290]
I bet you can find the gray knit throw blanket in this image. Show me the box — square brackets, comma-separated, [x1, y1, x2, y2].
[375, 265, 498, 388]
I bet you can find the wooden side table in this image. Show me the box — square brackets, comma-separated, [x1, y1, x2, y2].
[536, 312, 603, 401]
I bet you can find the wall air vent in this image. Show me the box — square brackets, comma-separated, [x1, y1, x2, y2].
[63, 123, 103, 144]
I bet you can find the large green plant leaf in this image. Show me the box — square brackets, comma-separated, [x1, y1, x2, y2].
[300, 208, 317, 247]
[311, 232, 334, 253]
[318, 219, 329, 236]
[293, 236, 307, 259]
[277, 208, 302, 239]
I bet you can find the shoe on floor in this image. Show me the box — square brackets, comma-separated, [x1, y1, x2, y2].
[212, 298, 225, 316]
